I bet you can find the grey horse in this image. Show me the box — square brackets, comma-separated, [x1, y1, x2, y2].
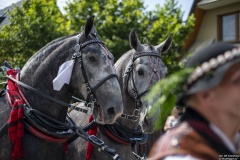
[68, 28, 172, 160]
[0, 16, 123, 160]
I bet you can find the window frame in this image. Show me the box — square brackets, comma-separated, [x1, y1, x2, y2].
[218, 11, 240, 43]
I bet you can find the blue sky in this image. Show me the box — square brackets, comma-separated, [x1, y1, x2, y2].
[1, 0, 194, 20]
[150, 0, 193, 20]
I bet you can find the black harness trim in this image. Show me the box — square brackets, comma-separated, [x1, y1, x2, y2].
[99, 122, 148, 144]
[99, 122, 148, 159]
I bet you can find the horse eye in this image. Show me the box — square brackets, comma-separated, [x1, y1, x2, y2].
[137, 69, 144, 76]
[89, 56, 96, 62]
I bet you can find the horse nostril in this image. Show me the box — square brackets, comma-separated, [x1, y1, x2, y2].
[107, 107, 115, 116]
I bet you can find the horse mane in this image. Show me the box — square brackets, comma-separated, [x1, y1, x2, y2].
[43, 33, 79, 49]
[114, 50, 134, 70]
[26, 33, 80, 64]
[26, 30, 103, 65]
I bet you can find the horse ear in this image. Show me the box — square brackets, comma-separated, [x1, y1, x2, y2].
[155, 34, 173, 54]
[129, 28, 143, 51]
[84, 16, 94, 37]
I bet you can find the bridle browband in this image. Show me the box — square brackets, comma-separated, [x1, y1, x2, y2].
[121, 51, 161, 121]
[72, 36, 118, 111]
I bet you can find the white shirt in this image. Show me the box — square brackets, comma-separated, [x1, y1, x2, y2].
[209, 123, 236, 153]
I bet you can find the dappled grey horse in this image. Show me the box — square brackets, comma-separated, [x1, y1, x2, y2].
[0, 16, 123, 160]
[68, 29, 172, 160]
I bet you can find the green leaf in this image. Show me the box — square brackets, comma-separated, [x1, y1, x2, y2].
[145, 68, 193, 130]
[0, 0, 68, 68]
[0, 0, 195, 74]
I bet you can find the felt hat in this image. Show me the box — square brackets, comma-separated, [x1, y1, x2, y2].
[177, 42, 240, 106]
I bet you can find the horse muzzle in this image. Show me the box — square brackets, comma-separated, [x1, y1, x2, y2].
[93, 103, 123, 124]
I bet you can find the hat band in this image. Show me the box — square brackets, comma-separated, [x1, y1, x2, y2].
[187, 47, 240, 86]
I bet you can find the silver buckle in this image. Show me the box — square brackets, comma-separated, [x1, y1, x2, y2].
[89, 135, 104, 146]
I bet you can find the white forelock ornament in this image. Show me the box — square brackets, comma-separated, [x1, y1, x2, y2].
[53, 60, 75, 91]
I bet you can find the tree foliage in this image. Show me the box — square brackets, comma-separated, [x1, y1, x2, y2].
[145, 0, 195, 72]
[0, 0, 68, 67]
[0, 0, 196, 128]
[65, 0, 147, 62]
[0, 0, 194, 72]
[65, 0, 195, 73]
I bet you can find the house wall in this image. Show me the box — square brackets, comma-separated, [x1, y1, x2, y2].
[188, 2, 240, 54]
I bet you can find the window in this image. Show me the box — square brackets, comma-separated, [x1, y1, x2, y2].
[218, 12, 240, 42]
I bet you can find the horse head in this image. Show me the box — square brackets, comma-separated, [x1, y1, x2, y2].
[69, 17, 124, 124]
[20, 16, 123, 125]
[119, 29, 172, 133]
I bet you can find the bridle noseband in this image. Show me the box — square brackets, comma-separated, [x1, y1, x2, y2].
[121, 51, 162, 121]
[71, 36, 118, 112]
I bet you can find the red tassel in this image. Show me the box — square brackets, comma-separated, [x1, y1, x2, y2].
[64, 142, 68, 154]
[85, 116, 98, 160]
[7, 69, 26, 160]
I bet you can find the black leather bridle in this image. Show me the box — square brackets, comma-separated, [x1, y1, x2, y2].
[72, 36, 118, 110]
[121, 51, 162, 121]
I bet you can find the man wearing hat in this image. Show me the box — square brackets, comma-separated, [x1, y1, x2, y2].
[148, 42, 240, 160]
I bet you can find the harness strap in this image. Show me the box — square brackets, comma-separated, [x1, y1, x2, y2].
[24, 121, 68, 143]
[67, 120, 97, 145]
[99, 123, 148, 159]
[72, 125, 123, 160]
[91, 74, 118, 93]
[98, 123, 148, 145]
[5, 70, 76, 140]
[99, 125, 131, 146]
[6, 75, 72, 109]
[86, 115, 98, 160]
[24, 107, 74, 139]
[74, 38, 113, 105]
[86, 74, 118, 103]
[5, 75, 90, 113]
[120, 114, 134, 120]
[138, 90, 149, 98]
[80, 40, 105, 49]
[132, 53, 160, 61]
[131, 69, 143, 108]
[120, 110, 140, 122]
[23, 103, 122, 160]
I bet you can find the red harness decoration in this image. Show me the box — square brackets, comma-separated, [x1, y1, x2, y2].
[6, 69, 26, 160]
[103, 129, 131, 145]
[86, 115, 98, 160]
[6, 69, 69, 157]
